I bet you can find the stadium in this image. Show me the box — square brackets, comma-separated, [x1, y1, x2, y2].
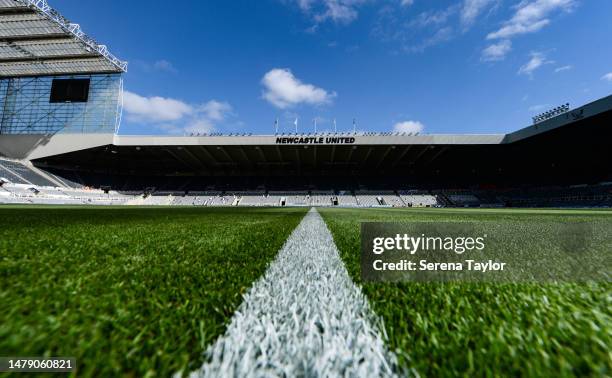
[0, 0, 610, 377]
[0, 0, 610, 207]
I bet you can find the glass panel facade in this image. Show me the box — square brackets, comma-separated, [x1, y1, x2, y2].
[0, 73, 122, 134]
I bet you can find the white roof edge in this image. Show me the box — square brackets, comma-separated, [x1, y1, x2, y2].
[112, 134, 506, 146]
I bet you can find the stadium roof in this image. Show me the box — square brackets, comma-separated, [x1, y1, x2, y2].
[0, 0, 127, 77]
[1, 94, 610, 163]
[0, 95, 610, 187]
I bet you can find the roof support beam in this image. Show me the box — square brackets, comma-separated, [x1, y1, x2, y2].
[0, 53, 98, 63]
[237, 146, 255, 173]
[162, 147, 198, 173]
[216, 146, 233, 163]
[0, 7, 34, 15]
[424, 146, 448, 167]
[0, 33, 70, 42]
[256, 146, 267, 163]
[255, 147, 269, 175]
[392, 146, 412, 168]
[198, 146, 221, 172]
[295, 148, 301, 165]
[376, 146, 395, 169]
[275, 146, 283, 163]
[181, 147, 212, 174]
[347, 146, 357, 163]
[237, 146, 250, 164]
[413, 146, 432, 165]
[295, 149, 301, 175]
[362, 147, 374, 166]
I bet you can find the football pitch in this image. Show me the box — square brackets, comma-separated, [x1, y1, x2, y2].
[1, 206, 610, 377]
[319, 207, 612, 377]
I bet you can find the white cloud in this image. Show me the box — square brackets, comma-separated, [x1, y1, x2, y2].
[601, 72, 612, 82]
[291, 0, 369, 24]
[528, 104, 549, 112]
[518, 51, 553, 77]
[198, 100, 232, 121]
[409, 26, 454, 53]
[261, 68, 336, 109]
[481, 40, 512, 61]
[381, 5, 459, 53]
[122, 91, 232, 134]
[393, 120, 424, 134]
[487, 0, 576, 40]
[554, 65, 573, 73]
[461, 0, 495, 28]
[410, 7, 458, 28]
[184, 119, 215, 134]
[133, 59, 178, 74]
[123, 91, 192, 123]
[153, 60, 177, 73]
[400, 0, 414, 7]
[372, 3, 465, 54]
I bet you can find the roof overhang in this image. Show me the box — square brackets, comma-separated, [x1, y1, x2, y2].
[0, 133, 113, 160]
[1, 94, 610, 162]
[0, 0, 127, 77]
[112, 133, 506, 147]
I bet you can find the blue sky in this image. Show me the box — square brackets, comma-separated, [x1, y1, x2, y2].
[58, 0, 612, 135]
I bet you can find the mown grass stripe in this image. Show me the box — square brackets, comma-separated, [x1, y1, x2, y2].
[320, 207, 612, 377]
[0, 207, 306, 377]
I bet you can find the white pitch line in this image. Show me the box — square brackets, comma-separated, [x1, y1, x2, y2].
[189, 208, 399, 377]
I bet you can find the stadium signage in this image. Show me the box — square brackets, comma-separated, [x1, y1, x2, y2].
[275, 137, 356, 145]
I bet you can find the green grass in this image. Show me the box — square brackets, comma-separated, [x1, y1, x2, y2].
[319, 207, 612, 377]
[0, 206, 306, 377]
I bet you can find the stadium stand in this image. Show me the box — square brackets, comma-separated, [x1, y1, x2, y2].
[335, 192, 359, 207]
[265, 192, 288, 207]
[2, 174, 611, 208]
[0, 182, 131, 205]
[285, 193, 310, 206]
[137, 195, 174, 206]
[355, 192, 384, 207]
[495, 183, 612, 208]
[238, 193, 276, 207]
[473, 192, 505, 208]
[206, 194, 237, 207]
[363, 191, 405, 207]
[42, 169, 85, 189]
[399, 191, 441, 207]
[171, 195, 203, 206]
[0, 158, 57, 187]
[446, 194, 481, 207]
[310, 192, 334, 207]
[229, 191, 269, 206]
[264, 192, 310, 207]
[353, 191, 405, 207]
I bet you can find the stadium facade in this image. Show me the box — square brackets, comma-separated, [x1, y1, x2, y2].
[0, 0, 611, 207]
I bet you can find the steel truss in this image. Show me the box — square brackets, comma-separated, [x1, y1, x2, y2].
[16, 0, 128, 72]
